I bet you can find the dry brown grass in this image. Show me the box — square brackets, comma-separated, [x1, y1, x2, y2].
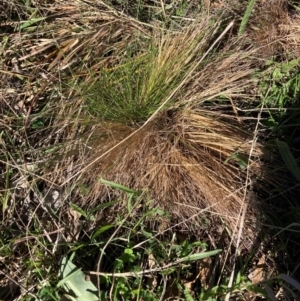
[85, 109, 262, 217]
[247, 0, 300, 59]
[0, 3, 147, 297]
[0, 0, 147, 111]
[0, 0, 149, 195]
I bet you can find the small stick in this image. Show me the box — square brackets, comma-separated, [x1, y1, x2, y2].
[90, 257, 189, 278]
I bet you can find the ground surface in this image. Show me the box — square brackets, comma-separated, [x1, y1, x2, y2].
[1, 0, 300, 300]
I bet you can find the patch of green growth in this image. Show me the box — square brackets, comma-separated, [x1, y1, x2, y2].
[262, 58, 300, 108]
[83, 51, 159, 125]
[82, 22, 219, 126]
[50, 180, 300, 301]
[257, 57, 300, 133]
[54, 180, 223, 301]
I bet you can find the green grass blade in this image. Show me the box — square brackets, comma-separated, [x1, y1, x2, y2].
[238, 0, 256, 36]
[100, 178, 137, 194]
[20, 17, 47, 30]
[181, 249, 222, 262]
[279, 274, 300, 291]
[91, 200, 120, 213]
[70, 203, 88, 218]
[91, 225, 114, 240]
[264, 284, 278, 301]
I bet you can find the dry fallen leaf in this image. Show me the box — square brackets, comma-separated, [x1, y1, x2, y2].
[248, 254, 267, 284]
[146, 254, 157, 291]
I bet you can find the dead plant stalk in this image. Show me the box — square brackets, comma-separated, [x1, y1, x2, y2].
[224, 104, 263, 301]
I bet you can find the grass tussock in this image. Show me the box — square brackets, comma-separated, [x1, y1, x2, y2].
[44, 8, 300, 245]
[65, 20, 269, 244]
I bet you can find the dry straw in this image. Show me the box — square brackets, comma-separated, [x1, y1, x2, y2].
[246, 0, 300, 59]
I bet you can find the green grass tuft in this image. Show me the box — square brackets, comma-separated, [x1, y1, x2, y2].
[81, 21, 217, 125]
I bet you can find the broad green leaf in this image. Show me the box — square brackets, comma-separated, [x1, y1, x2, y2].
[91, 225, 114, 240]
[58, 257, 99, 301]
[120, 248, 135, 263]
[181, 249, 222, 262]
[31, 119, 44, 129]
[199, 289, 218, 301]
[87, 214, 95, 222]
[57, 268, 82, 289]
[153, 208, 166, 216]
[100, 178, 137, 194]
[64, 294, 78, 301]
[191, 241, 207, 249]
[236, 270, 241, 285]
[141, 228, 152, 238]
[183, 288, 194, 301]
[199, 285, 219, 300]
[20, 17, 47, 30]
[276, 140, 300, 182]
[124, 248, 133, 255]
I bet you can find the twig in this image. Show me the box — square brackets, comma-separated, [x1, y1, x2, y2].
[0, 270, 41, 301]
[236, 107, 298, 112]
[160, 276, 168, 301]
[90, 257, 188, 278]
[160, 0, 167, 20]
[12, 228, 65, 244]
[224, 104, 263, 301]
[273, 223, 300, 237]
[229, 96, 242, 124]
